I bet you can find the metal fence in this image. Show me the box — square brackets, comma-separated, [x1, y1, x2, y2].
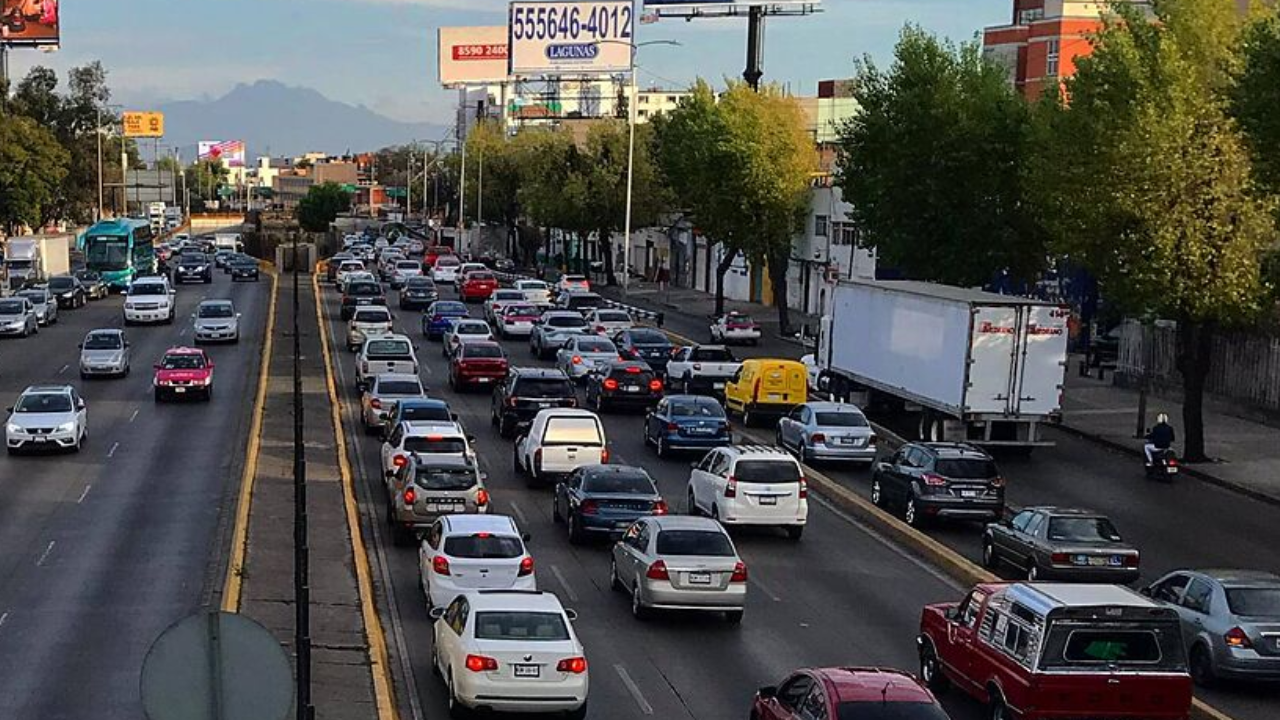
[1118, 319, 1280, 412]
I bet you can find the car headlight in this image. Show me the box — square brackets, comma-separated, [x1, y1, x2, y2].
[56, 421, 76, 433]
[7, 423, 22, 434]
[196, 265, 207, 271]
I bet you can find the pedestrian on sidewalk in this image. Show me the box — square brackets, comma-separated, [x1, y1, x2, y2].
[657, 262, 669, 293]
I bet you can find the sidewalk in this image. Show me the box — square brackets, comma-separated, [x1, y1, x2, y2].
[237, 274, 380, 720]
[597, 279, 818, 342]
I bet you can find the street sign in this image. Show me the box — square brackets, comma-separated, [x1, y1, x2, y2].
[508, 0, 634, 77]
[123, 112, 166, 138]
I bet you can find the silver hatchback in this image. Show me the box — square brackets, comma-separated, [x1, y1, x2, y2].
[79, 329, 131, 378]
[776, 401, 878, 464]
[610, 515, 747, 623]
[193, 300, 241, 343]
[360, 373, 428, 432]
[384, 455, 490, 546]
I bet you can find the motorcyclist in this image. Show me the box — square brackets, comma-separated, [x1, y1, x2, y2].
[1145, 413, 1176, 465]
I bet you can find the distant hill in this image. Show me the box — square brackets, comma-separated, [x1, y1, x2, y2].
[157, 80, 449, 160]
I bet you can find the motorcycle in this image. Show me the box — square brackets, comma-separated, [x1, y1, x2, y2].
[1144, 446, 1179, 482]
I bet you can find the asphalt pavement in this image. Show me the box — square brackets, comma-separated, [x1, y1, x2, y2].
[0, 270, 270, 718]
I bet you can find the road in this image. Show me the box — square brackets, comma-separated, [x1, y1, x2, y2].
[0, 270, 270, 718]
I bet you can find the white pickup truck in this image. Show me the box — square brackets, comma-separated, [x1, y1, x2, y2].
[665, 345, 742, 396]
[355, 334, 420, 390]
[513, 409, 608, 486]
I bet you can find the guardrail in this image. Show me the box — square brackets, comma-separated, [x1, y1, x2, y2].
[492, 270, 665, 327]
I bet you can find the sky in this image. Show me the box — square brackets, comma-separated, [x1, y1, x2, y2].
[6, 0, 1012, 124]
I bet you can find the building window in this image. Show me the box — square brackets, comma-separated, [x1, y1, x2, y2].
[814, 215, 829, 237]
[1046, 38, 1060, 77]
[638, 109, 649, 118]
[831, 222, 859, 246]
[638, 95, 649, 105]
[1017, 7, 1044, 24]
[666, 95, 677, 104]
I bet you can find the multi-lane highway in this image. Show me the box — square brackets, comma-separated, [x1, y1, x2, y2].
[0, 271, 269, 718]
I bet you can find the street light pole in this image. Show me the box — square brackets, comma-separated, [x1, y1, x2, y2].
[96, 106, 105, 222]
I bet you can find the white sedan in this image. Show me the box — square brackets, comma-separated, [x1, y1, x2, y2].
[431, 588, 588, 719]
[442, 318, 495, 359]
[709, 312, 761, 345]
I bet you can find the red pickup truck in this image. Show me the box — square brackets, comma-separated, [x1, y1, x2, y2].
[917, 582, 1193, 720]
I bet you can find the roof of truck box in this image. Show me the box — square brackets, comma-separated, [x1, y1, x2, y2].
[841, 279, 1066, 307]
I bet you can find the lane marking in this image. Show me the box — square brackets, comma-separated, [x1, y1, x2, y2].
[749, 573, 783, 603]
[129, 409, 140, 423]
[0, 612, 8, 631]
[107, 441, 119, 459]
[35, 541, 56, 567]
[614, 664, 654, 715]
[57, 364, 69, 375]
[550, 564, 580, 603]
[77, 485, 91, 504]
[509, 500, 530, 528]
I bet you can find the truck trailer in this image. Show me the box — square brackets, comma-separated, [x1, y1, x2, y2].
[817, 279, 1069, 448]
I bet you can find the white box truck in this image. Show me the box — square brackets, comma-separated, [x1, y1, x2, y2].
[817, 279, 1069, 448]
[2, 235, 71, 287]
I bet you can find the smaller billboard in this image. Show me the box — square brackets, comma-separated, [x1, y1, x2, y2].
[0, 0, 61, 46]
[199, 140, 247, 168]
[439, 26, 511, 87]
[508, 0, 634, 77]
[644, 0, 819, 6]
[123, 112, 166, 138]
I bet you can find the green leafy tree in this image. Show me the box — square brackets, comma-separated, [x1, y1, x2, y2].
[1029, 0, 1278, 462]
[1235, 11, 1280, 197]
[296, 182, 352, 233]
[185, 159, 230, 210]
[462, 121, 525, 262]
[0, 114, 70, 234]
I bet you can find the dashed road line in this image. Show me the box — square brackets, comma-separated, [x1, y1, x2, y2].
[0, 612, 8, 630]
[129, 409, 140, 423]
[550, 564, 579, 603]
[614, 664, 654, 715]
[107, 441, 119, 459]
[58, 364, 69, 375]
[35, 541, 56, 567]
[509, 500, 530, 528]
[77, 485, 92, 504]
[749, 573, 783, 603]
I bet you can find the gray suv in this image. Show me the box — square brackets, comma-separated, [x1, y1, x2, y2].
[384, 455, 489, 546]
[870, 442, 1005, 526]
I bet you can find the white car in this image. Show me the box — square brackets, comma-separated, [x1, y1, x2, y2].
[554, 274, 590, 297]
[381, 419, 475, 480]
[585, 308, 634, 336]
[514, 409, 608, 485]
[341, 271, 378, 294]
[360, 373, 428, 432]
[430, 589, 588, 719]
[123, 276, 176, 325]
[432, 256, 462, 284]
[347, 307, 395, 351]
[418, 515, 536, 610]
[496, 303, 541, 339]
[390, 259, 424, 289]
[456, 262, 488, 288]
[554, 335, 621, 382]
[686, 445, 807, 539]
[442, 318, 495, 359]
[485, 289, 528, 325]
[16, 288, 57, 326]
[709, 312, 762, 345]
[5, 384, 88, 454]
[515, 279, 553, 307]
[335, 260, 366, 286]
[355, 334, 419, 391]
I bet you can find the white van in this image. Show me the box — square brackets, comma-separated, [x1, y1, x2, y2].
[514, 409, 608, 485]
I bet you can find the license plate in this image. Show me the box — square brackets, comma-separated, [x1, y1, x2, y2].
[1089, 556, 1108, 566]
[426, 503, 462, 513]
[688, 572, 712, 585]
[476, 377, 492, 383]
[759, 495, 777, 506]
[174, 387, 186, 393]
[840, 437, 858, 445]
[767, 393, 782, 401]
[1167, 467, 1177, 474]
[624, 385, 641, 393]
[713, 382, 725, 390]
[513, 664, 540, 678]
[689, 427, 712, 435]
[960, 490, 978, 498]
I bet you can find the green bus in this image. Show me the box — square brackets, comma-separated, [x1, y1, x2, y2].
[81, 219, 157, 290]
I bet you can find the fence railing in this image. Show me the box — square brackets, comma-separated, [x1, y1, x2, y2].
[1118, 319, 1280, 412]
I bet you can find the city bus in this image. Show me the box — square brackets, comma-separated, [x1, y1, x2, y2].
[81, 219, 157, 290]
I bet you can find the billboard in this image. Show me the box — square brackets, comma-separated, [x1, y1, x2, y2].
[198, 140, 247, 168]
[123, 112, 166, 138]
[644, 0, 819, 6]
[438, 26, 510, 87]
[0, 0, 60, 46]
[508, 0, 634, 76]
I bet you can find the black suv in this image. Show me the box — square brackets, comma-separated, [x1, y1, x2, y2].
[584, 360, 663, 413]
[174, 253, 212, 284]
[612, 328, 674, 375]
[870, 442, 1005, 526]
[340, 280, 386, 320]
[490, 367, 577, 438]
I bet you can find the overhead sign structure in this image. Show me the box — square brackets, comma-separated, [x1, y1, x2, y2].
[0, 0, 61, 46]
[123, 112, 166, 138]
[508, 0, 635, 77]
[438, 26, 511, 87]
[199, 140, 247, 168]
[644, 0, 819, 6]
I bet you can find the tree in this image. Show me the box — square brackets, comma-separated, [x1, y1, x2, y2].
[1235, 11, 1280, 198]
[462, 121, 524, 261]
[296, 182, 352, 233]
[1029, 0, 1278, 462]
[837, 25, 1046, 287]
[185, 159, 230, 209]
[0, 114, 70, 234]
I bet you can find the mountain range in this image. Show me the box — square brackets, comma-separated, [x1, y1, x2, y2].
[155, 80, 449, 161]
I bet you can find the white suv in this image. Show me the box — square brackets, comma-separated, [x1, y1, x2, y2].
[381, 419, 475, 482]
[123, 276, 175, 325]
[686, 445, 808, 540]
[418, 515, 536, 610]
[5, 384, 88, 454]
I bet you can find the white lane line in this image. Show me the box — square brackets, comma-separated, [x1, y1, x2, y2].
[550, 565, 579, 603]
[107, 441, 119, 459]
[750, 573, 783, 603]
[129, 409, 140, 423]
[811, 495, 963, 592]
[35, 541, 56, 567]
[58, 364, 69, 375]
[509, 500, 529, 528]
[614, 664, 654, 715]
[0, 612, 8, 631]
[77, 485, 92, 504]
[179, 328, 188, 336]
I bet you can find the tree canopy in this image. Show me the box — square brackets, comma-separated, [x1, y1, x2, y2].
[296, 182, 352, 233]
[0, 114, 70, 234]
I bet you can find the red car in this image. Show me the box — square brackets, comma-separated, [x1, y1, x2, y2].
[424, 246, 455, 269]
[449, 340, 508, 390]
[153, 346, 215, 402]
[459, 270, 498, 303]
[752, 667, 947, 720]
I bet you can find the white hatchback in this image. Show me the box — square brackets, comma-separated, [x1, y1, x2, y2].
[419, 515, 536, 610]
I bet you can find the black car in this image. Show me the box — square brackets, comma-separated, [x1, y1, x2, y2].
[340, 281, 386, 320]
[46, 275, 87, 309]
[398, 276, 439, 310]
[214, 250, 236, 271]
[982, 506, 1140, 584]
[870, 442, 1005, 527]
[555, 291, 605, 317]
[553, 464, 667, 544]
[584, 359, 663, 413]
[490, 367, 577, 438]
[612, 328, 674, 375]
[74, 270, 109, 300]
[174, 253, 212, 284]
[230, 256, 261, 282]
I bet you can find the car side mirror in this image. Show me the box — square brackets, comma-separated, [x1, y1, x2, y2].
[428, 607, 445, 621]
[77, 343, 83, 349]
[467, 435, 477, 445]
[153, 364, 162, 370]
[944, 606, 961, 622]
[1139, 585, 1153, 597]
[208, 362, 216, 369]
[757, 686, 777, 700]
[450, 412, 460, 421]
[237, 313, 243, 318]
[77, 400, 86, 410]
[521, 532, 532, 542]
[565, 608, 579, 622]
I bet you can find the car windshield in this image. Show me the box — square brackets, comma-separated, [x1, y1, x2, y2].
[583, 469, 654, 495]
[1225, 587, 1280, 616]
[1047, 517, 1123, 543]
[84, 334, 122, 350]
[161, 354, 206, 369]
[629, 329, 669, 345]
[443, 534, 522, 559]
[516, 378, 574, 397]
[433, 303, 467, 315]
[519, 281, 547, 290]
[655, 530, 735, 557]
[15, 393, 73, 413]
[396, 261, 420, 270]
[457, 323, 489, 335]
[399, 405, 452, 423]
[0, 300, 25, 314]
[406, 278, 434, 288]
[563, 275, 586, 284]
[354, 310, 391, 323]
[473, 612, 570, 642]
[547, 315, 588, 329]
[725, 314, 755, 325]
[815, 411, 869, 427]
[836, 702, 951, 720]
[413, 465, 477, 490]
[48, 278, 74, 291]
[348, 283, 381, 296]
[180, 256, 205, 265]
[404, 436, 467, 454]
[18, 292, 45, 304]
[377, 380, 423, 396]
[365, 340, 412, 358]
[578, 339, 615, 353]
[468, 272, 495, 282]
[494, 291, 524, 301]
[129, 284, 166, 296]
[340, 262, 364, 271]
[86, 238, 130, 270]
[436, 257, 460, 267]
[543, 417, 603, 445]
[670, 401, 724, 418]
[198, 304, 235, 318]
[505, 305, 538, 317]
[935, 458, 997, 479]
[463, 344, 504, 359]
[691, 347, 734, 362]
[568, 294, 601, 307]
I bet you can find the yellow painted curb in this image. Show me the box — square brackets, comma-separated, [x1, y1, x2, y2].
[221, 270, 280, 612]
[313, 273, 401, 720]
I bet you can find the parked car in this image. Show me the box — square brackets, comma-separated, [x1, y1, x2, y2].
[490, 368, 578, 438]
[495, 303, 541, 339]
[354, 334, 419, 391]
[982, 506, 1139, 583]
[4, 384, 88, 454]
[686, 445, 807, 539]
[776, 402, 877, 465]
[723, 359, 808, 426]
[643, 395, 731, 457]
[611, 328, 674, 375]
[340, 280, 387, 320]
[872, 442, 1005, 527]
[422, 300, 470, 340]
[192, 299, 241, 344]
[752, 667, 948, 720]
[553, 464, 667, 544]
[17, 288, 58, 326]
[418, 515, 536, 610]
[74, 269, 110, 300]
[346, 306, 394, 352]
[0, 297, 38, 338]
[153, 346, 214, 402]
[555, 335, 621, 382]
[709, 311, 761, 345]
[398, 276, 439, 310]
[585, 308, 634, 336]
[515, 278, 553, 307]
[360, 373, 428, 433]
[514, 409, 609, 485]
[530, 311, 591, 359]
[584, 360, 664, 413]
[46, 275, 87, 309]
[610, 515, 745, 623]
[665, 345, 741, 396]
[459, 270, 499, 302]
[78, 329, 131, 379]
[384, 455, 489, 545]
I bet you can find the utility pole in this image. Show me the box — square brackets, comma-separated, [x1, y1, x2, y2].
[744, 6, 765, 90]
[96, 106, 105, 222]
[407, 143, 413, 219]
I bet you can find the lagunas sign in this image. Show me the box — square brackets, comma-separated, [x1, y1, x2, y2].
[507, 0, 634, 77]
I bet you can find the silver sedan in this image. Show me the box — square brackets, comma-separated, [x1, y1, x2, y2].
[360, 373, 428, 433]
[555, 335, 621, 381]
[79, 329, 131, 378]
[610, 515, 747, 624]
[193, 299, 241, 343]
[775, 401, 878, 464]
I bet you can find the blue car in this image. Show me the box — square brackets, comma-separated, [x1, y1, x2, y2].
[643, 394, 732, 457]
[422, 301, 469, 340]
[552, 464, 668, 544]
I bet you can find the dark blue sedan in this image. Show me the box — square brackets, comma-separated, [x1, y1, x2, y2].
[643, 394, 732, 458]
[553, 465, 667, 544]
[422, 301, 469, 340]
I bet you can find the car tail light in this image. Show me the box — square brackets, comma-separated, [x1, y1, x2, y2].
[603, 378, 619, 391]
[652, 500, 669, 515]
[1049, 552, 1070, 566]
[595, 325, 606, 333]
[464, 654, 498, 672]
[432, 314, 443, 322]
[646, 560, 669, 580]
[1123, 553, 1140, 568]
[557, 657, 588, 674]
[534, 448, 542, 469]
[509, 397, 519, 407]
[667, 422, 679, 432]
[625, 366, 642, 374]
[403, 487, 416, 505]
[798, 477, 808, 500]
[432, 555, 451, 576]
[580, 500, 599, 515]
[991, 475, 1007, 488]
[1225, 627, 1252, 648]
[572, 355, 582, 365]
[810, 432, 825, 444]
[393, 454, 409, 468]
[600, 448, 610, 464]
[649, 379, 663, 392]
[1168, 457, 1179, 467]
[730, 562, 748, 583]
[922, 473, 948, 487]
[475, 489, 490, 507]
[725, 477, 737, 498]
[518, 556, 535, 577]
[370, 398, 383, 409]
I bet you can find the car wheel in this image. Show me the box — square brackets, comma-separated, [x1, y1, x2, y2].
[631, 582, 650, 621]
[724, 610, 744, 625]
[1027, 563, 1040, 581]
[871, 479, 884, 507]
[1190, 644, 1217, 687]
[498, 416, 514, 439]
[530, 341, 539, 357]
[447, 673, 470, 719]
[565, 701, 588, 720]
[904, 495, 922, 527]
[785, 525, 804, 541]
[687, 488, 700, 516]
[987, 691, 1008, 720]
[982, 539, 998, 569]
[552, 496, 563, 524]
[743, 406, 754, 427]
[919, 642, 950, 693]
[656, 435, 669, 459]
[80, 371, 89, 380]
[154, 388, 165, 403]
[429, 641, 442, 677]
[512, 442, 524, 475]
[567, 513, 584, 545]
[682, 375, 693, 394]
[609, 559, 623, 592]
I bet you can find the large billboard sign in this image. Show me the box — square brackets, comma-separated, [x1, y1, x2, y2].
[508, 0, 634, 76]
[438, 26, 510, 87]
[199, 140, 247, 168]
[0, 0, 61, 46]
[644, 0, 819, 6]
[123, 112, 166, 138]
